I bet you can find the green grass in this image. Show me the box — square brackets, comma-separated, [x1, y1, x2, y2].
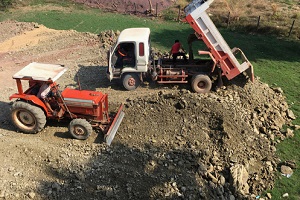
[0, 6, 194, 51]
[225, 32, 300, 199]
[1, 3, 300, 199]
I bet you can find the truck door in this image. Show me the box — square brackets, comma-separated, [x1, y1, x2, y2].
[108, 42, 139, 81]
[135, 42, 149, 72]
[107, 46, 115, 81]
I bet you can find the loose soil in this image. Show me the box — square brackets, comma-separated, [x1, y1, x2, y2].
[0, 20, 297, 200]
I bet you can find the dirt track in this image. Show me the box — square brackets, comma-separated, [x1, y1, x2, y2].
[0, 21, 297, 199]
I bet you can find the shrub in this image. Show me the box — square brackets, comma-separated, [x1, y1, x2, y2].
[0, 0, 13, 9]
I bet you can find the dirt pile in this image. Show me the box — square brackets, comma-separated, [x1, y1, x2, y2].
[116, 79, 295, 199]
[0, 21, 37, 43]
[0, 21, 297, 200]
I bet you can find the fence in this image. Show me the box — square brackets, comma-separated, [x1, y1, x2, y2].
[225, 12, 299, 38]
[125, 2, 299, 39]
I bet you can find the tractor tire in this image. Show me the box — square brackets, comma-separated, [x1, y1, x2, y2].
[191, 74, 212, 93]
[11, 101, 46, 133]
[68, 119, 93, 140]
[122, 73, 140, 91]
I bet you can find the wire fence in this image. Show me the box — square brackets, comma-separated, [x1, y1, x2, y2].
[132, 3, 299, 40]
[224, 12, 299, 39]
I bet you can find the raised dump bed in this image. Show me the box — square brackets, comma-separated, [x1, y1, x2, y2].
[184, 0, 254, 81]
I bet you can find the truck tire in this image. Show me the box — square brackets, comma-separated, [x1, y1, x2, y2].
[191, 74, 212, 93]
[68, 119, 93, 140]
[11, 101, 46, 133]
[122, 73, 140, 91]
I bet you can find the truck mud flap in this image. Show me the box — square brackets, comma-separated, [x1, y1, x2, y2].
[105, 104, 125, 146]
[245, 64, 255, 82]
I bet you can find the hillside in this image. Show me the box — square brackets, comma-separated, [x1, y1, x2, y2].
[70, 0, 300, 39]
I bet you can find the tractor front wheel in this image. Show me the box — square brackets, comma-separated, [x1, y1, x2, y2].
[68, 119, 93, 140]
[191, 74, 212, 93]
[11, 101, 46, 133]
[122, 73, 140, 91]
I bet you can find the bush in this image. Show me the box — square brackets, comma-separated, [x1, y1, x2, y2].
[161, 8, 178, 21]
[0, 0, 13, 9]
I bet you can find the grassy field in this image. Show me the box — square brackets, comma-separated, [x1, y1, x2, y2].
[1, 2, 300, 199]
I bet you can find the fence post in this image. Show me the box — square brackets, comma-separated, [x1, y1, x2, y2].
[227, 12, 230, 28]
[288, 19, 295, 37]
[256, 16, 261, 30]
[156, 2, 158, 17]
[177, 5, 181, 22]
[134, 3, 137, 14]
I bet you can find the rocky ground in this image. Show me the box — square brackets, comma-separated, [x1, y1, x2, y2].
[0, 20, 298, 200]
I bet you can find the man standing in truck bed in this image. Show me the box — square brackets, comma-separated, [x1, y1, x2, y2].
[170, 39, 187, 63]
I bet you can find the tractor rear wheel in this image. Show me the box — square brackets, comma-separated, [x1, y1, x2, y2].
[191, 74, 212, 93]
[68, 119, 92, 140]
[11, 101, 46, 133]
[122, 73, 140, 91]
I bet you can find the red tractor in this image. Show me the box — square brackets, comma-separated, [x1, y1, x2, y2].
[9, 62, 124, 145]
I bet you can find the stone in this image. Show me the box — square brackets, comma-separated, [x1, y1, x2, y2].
[270, 146, 276, 152]
[52, 182, 61, 191]
[285, 128, 294, 138]
[219, 175, 226, 186]
[229, 194, 235, 200]
[28, 192, 35, 199]
[33, 23, 40, 28]
[282, 193, 289, 198]
[272, 87, 283, 94]
[230, 164, 249, 195]
[286, 109, 296, 120]
[280, 165, 293, 175]
[207, 172, 218, 183]
[0, 190, 5, 198]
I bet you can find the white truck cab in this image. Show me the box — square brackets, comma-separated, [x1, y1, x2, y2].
[107, 28, 151, 90]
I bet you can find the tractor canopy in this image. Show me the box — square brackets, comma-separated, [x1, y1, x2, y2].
[12, 62, 68, 82]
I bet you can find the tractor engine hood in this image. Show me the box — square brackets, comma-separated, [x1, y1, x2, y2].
[62, 88, 107, 107]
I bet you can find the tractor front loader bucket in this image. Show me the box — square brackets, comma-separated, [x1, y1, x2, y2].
[105, 104, 125, 145]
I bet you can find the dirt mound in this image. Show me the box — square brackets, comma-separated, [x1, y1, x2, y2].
[0, 21, 37, 43]
[117, 80, 294, 199]
[0, 21, 297, 199]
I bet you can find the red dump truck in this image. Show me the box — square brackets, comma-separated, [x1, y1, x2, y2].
[107, 0, 254, 93]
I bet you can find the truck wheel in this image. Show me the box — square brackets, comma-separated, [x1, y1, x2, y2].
[11, 101, 46, 133]
[68, 119, 92, 140]
[191, 74, 212, 93]
[122, 73, 140, 91]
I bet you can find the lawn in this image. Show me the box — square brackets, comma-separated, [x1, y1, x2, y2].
[1, 3, 300, 199]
